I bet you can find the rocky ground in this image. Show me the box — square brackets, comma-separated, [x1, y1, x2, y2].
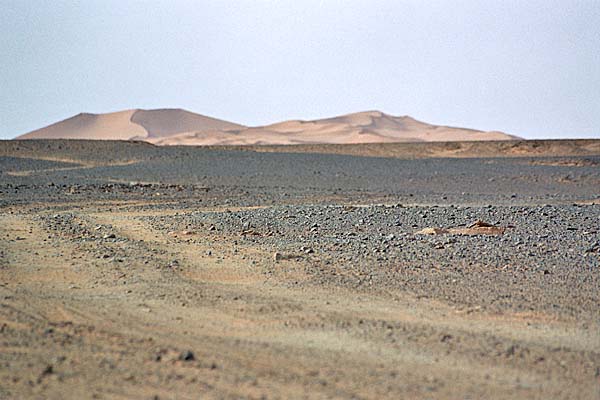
[1, 140, 599, 399]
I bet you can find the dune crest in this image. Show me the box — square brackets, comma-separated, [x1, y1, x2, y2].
[18, 110, 146, 141]
[17, 109, 521, 145]
[18, 109, 245, 142]
[130, 109, 244, 139]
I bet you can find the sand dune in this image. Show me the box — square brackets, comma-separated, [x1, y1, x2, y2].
[17, 110, 146, 141]
[18, 109, 245, 142]
[130, 109, 244, 139]
[17, 109, 520, 145]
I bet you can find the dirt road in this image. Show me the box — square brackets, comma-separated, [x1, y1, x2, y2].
[1, 201, 598, 399]
[1, 140, 599, 399]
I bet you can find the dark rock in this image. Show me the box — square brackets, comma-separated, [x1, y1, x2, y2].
[179, 350, 195, 361]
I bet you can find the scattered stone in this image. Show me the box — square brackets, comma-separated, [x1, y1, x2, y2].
[416, 222, 506, 236]
[37, 364, 54, 382]
[301, 246, 314, 254]
[179, 350, 195, 361]
[467, 220, 495, 228]
[241, 229, 262, 236]
[440, 334, 452, 343]
[416, 227, 449, 235]
[42, 365, 53, 375]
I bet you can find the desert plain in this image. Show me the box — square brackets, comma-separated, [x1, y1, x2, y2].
[1, 138, 599, 399]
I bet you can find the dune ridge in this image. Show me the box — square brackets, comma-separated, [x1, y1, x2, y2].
[17, 109, 521, 145]
[18, 109, 245, 142]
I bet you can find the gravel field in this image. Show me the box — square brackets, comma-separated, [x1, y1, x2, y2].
[1, 140, 599, 399]
[143, 203, 600, 318]
[2, 140, 599, 207]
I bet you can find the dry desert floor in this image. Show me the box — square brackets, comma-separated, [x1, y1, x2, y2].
[1, 140, 599, 399]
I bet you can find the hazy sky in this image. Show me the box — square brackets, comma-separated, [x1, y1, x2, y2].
[1, 1, 599, 139]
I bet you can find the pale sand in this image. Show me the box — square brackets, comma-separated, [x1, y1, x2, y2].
[18, 108, 245, 142]
[17, 109, 520, 145]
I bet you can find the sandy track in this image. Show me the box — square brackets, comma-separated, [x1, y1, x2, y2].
[1, 205, 598, 399]
[1, 140, 599, 398]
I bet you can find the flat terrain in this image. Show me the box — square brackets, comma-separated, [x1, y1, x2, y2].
[1, 140, 599, 399]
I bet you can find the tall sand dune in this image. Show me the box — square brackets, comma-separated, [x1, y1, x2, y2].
[17, 109, 520, 145]
[130, 109, 244, 139]
[17, 110, 146, 141]
[18, 109, 245, 142]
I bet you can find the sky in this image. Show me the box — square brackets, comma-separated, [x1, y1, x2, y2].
[1, 0, 599, 140]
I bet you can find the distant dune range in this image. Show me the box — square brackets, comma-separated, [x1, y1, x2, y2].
[17, 109, 244, 142]
[16, 108, 521, 145]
